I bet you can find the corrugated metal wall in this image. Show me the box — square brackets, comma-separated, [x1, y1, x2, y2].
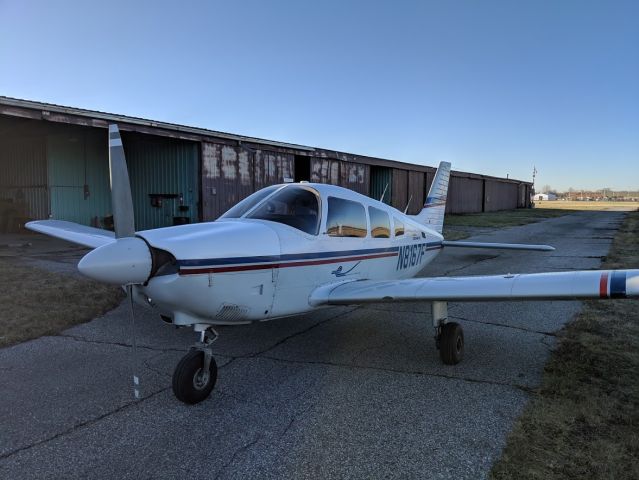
[125, 134, 199, 230]
[48, 128, 112, 226]
[407, 171, 425, 214]
[369, 166, 392, 205]
[446, 176, 484, 214]
[484, 180, 518, 212]
[339, 161, 369, 195]
[311, 157, 340, 184]
[202, 142, 254, 221]
[0, 135, 48, 220]
[254, 150, 294, 190]
[391, 168, 408, 211]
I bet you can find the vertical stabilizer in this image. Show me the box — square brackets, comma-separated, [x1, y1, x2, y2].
[412, 161, 451, 233]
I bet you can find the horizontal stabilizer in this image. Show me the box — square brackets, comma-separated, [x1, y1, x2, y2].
[442, 241, 555, 252]
[25, 220, 116, 249]
[309, 269, 639, 306]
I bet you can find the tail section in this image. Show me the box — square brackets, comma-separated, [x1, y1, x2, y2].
[412, 161, 451, 233]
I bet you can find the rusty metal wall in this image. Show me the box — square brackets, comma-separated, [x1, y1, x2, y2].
[0, 135, 48, 221]
[407, 171, 425, 214]
[446, 175, 484, 214]
[339, 161, 369, 195]
[311, 157, 340, 184]
[484, 180, 518, 212]
[254, 150, 294, 190]
[391, 169, 408, 211]
[201, 142, 254, 221]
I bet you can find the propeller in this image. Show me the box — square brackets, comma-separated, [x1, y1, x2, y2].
[78, 124, 151, 400]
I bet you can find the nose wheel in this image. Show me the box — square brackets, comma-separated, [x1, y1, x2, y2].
[172, 327, 219, 404]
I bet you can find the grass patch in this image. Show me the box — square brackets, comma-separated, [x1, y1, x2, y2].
[442, 208, 576, 240]
[490, 211, 639, 480]
[0, 257, 124, 347]
[445, 208, 574, 228]
[535, 201, 638, 211]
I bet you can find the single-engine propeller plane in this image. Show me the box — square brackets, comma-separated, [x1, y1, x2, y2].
[27, 125, 639, 404]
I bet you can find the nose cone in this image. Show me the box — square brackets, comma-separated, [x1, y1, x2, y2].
[78, 237, 152, 285]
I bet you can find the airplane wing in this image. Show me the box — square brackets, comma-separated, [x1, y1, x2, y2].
[309, 269, 639, 306]
[25, 220, 116, 249]
[442, 241, 554, 251]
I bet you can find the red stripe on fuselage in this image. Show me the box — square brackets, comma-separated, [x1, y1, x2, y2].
[179, 252, 399, 275]
[599, 271, 609, 298]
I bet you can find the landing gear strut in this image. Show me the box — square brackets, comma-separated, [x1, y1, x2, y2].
[432, 301, 464, 365]
[172, 326, 219, 404]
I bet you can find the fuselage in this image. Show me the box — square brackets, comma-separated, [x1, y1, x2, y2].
[134, 183, 443, 326]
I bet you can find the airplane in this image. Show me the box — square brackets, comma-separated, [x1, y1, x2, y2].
[26, 124, 639, 404]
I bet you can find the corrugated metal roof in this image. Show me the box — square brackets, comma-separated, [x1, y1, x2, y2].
[0, 96, 314, 151]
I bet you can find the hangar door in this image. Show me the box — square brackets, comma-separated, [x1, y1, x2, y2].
[124, 134, 200, 230]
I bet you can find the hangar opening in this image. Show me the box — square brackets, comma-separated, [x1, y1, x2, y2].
[294, 155, 310, 182]
[0, 117, 199, 232]
[370, 166, 392, 205]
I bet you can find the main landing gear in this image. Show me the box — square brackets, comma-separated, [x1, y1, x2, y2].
[432, 301, 464, 365]
[172, 326, 219, 404]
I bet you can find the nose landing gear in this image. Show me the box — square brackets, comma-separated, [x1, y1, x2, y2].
[172, 327, 219, 404]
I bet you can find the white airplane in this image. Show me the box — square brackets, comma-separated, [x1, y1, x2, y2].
[27, 125, 639, 404]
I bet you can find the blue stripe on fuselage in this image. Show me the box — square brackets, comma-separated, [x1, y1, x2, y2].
[178, 243, 442, 268]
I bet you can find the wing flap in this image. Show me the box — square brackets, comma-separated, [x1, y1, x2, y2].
[442, 241, 554, 251]
[309, 269, 639, 306]
[26, 220, 116, 249]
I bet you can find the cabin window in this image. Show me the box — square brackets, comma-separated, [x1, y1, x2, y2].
[394, 217, 405, 237]
[220, 185, 280, 219]
[326, 197, 367, 238]
[246, 186, 320, 235]
[368, 206, 390, 238]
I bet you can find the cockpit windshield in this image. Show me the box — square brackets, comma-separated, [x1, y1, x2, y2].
[219, 185, 281, 219]
[246, 186, 320, 235]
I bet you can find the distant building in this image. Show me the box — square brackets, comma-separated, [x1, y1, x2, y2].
[534, 193, 557, 201]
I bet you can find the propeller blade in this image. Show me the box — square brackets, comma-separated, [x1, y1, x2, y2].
[126, 285, 141, 399]
[108, 124, 136, 238]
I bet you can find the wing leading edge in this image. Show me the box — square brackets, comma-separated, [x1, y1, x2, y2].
[309, 269, 639, 306]
[26, 220, 116, 249]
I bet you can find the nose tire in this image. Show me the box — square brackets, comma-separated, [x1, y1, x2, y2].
[172, 349, 218, 404]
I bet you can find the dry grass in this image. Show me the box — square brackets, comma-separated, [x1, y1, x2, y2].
[535, 201, 638, 211]
[0, 257, 124, 347]
[491, 211, 639, 480]
[442, 208, 575, 240]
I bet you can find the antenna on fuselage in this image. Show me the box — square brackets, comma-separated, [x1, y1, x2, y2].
[403, 194, 413, 214]
[380, 183, 389, 203]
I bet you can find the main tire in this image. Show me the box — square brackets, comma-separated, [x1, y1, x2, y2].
[439, 322, 464, 365]
[172, 349, 218, 404]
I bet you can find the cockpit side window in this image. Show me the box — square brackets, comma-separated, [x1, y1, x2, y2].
[219, 185, 280, 219]
[326, 197, 367, 238]
[247, 186, 320, 235]
[368, 206, 391, 238]
[394, 217, 405, 237]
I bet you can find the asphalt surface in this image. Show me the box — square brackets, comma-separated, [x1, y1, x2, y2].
[0, 211, 626, 479]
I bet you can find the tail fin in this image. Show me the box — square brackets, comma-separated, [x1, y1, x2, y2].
[412, 161, 451, 233]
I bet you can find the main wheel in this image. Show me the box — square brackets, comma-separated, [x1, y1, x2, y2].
[439, 322, 464, 365]
[172, 349, 218, 404]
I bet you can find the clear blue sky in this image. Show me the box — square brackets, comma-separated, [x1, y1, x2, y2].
[1, 0, 637, 191]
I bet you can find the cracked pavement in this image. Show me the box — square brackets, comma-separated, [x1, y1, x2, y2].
[0, 210, 626, 479]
